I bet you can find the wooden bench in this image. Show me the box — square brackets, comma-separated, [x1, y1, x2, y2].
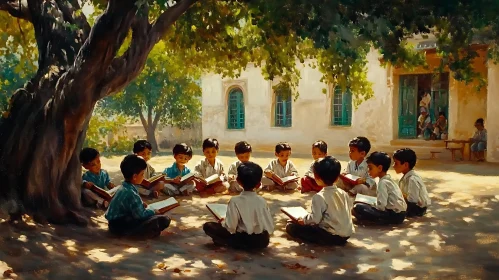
[448, 147, 464, 161]
[430, 151, 441, 159]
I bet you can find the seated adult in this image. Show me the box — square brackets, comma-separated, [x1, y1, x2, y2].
[417, 107, 432, 140]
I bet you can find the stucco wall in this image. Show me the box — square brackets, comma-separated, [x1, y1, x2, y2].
[487, 62, 499, 162]
[202, 50, 392, 154]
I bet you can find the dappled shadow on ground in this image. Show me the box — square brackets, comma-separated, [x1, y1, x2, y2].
[1, 154, 499, 279]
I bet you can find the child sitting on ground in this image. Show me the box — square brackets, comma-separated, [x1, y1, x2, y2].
[227, 141, 253, 193]
[300, 140, 328, 193]
[203, 161, 274, 250]
[337, 137, 376, 196]
[352, 152, 407, 225]
[393, 148, 431, 217]
[133, 140, 162, 197]
[262, 142, 299, 191]
[105, 154, 171, 238]
[162, 143, 196, 196]
[286, 156, 354, 246]
[80, 147, 116, 209]
[194, 138, 229, 195]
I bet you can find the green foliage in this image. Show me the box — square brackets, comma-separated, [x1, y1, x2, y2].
[0, 53, 36, 113]
[84, 112, 135, 154]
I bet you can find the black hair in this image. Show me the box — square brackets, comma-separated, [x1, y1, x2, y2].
[202, 138, 219, 151]
[275, 142, 292, 153]
[366, 151, 391, 172]
[120, 154, 147, 180]
[393, 148, 417, 170]
[348, 136, 371, 154]
[237, 161, 263, 190]
[312, 156, 341, 185]
[475, 118, 484, 125]
[133, 140, 152, 153]
[312, 140, 328, 154]
[234, 141, 252, 155]
[79, 147, 99, 165]
[173, 143, 193, 157]
[439, 112, 446, 118]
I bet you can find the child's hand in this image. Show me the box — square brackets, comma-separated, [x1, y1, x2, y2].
[296, 218, 305, 225]
[154, 210, 162, 215]
[218, 218, 225, 223]
[357, 178, 366, 184]
[172, 176, 181, 184]
[83, 182, 93, 189]
[264, 171, 274, 177]
[228, 175, 235, 182]
[143, 202, 148, 208]
[108, 182, 116, 189]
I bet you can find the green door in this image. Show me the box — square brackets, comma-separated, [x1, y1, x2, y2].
[398, 75, 418, 139]
[430, 89, 449, 122]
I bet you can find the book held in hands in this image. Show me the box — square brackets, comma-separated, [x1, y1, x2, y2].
[180, 172, 196, 184]
[340, 174, 361, 185]
[146, 197, 180, 214]
[90, 184, 119, 201]
[281, 206, 309, 222]
[267, 174, 299, 186]
[354, 194, 377, 206]
[196, 174, 222, 186]
[206, 203, 227, 222]
[141, 174, 166, 188]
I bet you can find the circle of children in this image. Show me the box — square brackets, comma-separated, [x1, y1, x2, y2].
[79, 137, 430, 249]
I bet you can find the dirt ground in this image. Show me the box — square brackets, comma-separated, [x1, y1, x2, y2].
[1, 153, 498, 279]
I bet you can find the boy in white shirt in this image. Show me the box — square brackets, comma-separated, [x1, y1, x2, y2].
[227, 141, 253, 193]
[393, 148, 431, 217]
[338, 137, 377, 196]
[203, 162, 274, 250]
[262, 142, 299, 191]
[300, 140, 328, 193]
[352, 151, 407, 225]
[194, 138, 229, 195]
[286, 156, 354, 246]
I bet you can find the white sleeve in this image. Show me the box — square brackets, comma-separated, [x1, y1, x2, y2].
[304, 195, 326, 225]
[222, 199, 240, 234]
[376, 181, 388, 211]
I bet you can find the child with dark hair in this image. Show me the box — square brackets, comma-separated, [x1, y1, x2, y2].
[262, 142, 299, 191]
[133, 140, 162, 197]
[393, 148, 431, 217]
[162, 143, 196, 196]
[352, 152, 407, 225]
[194, 138, 229, 195]
[433, 112, 448, 140]
[105, 155, 171, 238]
[203, 162, 274, 250]
[79, 147, 116, 209]
[470, 118, 487, 162]
[300, 140, 328, 193]
[337, 136, 376, 196]
[227, 141, 253, 193]
[286, 156, 354, 246]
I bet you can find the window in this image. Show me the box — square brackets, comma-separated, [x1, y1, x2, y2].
[227, 88, 245, 129]
[274, 91, 292, 127]
[331, 87, 352, 126]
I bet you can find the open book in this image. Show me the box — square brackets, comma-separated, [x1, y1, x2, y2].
[340, 174, 361, 185]
[354, 194, 377, 206]
[267, 174, 299, 186]
[197, 174, 222, 186]
[141, 174, 166, 188]
[180, 172, 196, 184]
[281, 206, 309, 222]
[146, 197, 180, 214]
[206, 203, 227, 222]
[89, 184, 119, 201]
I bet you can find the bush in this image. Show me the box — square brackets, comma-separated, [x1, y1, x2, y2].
[84, 114, 135, 154]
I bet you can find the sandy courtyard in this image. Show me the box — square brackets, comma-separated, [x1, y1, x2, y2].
[1, 152, 499, 279]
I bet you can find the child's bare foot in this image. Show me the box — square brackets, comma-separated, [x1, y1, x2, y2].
[151, 191, 159, 198]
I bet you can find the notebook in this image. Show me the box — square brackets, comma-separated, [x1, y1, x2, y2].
[147, 197, 180, 214]
[206, 203, 227, 221]
[340, 174, 361, 185]
[354, 194, 377, 206]
[281, 206, 309, 222]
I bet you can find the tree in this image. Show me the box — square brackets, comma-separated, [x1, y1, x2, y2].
[0, 53, 36, 113]
[100, 41, 202, 154]
[0, 0, 497, 225]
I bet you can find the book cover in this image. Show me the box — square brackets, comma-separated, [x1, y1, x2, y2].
[90, 184, 114, 201]
[206, 203, 227, 221]
[267, 174, 298, 186]
[354, 194, 377, 206]
[180, 172, 196, 184]
[141, 174, 165, 188]
[340, 174, 361, 185]
[147, 197, 180, 214]
[281, 206, 309, 222]
[198, 174, 222, 185]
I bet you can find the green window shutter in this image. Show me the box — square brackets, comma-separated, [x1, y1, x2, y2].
[227, 89, 245, 129]
[332, 87, 352, 126]
[275, 93, 292, 127]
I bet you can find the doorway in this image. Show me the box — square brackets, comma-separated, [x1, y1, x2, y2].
[398, 73, 449, 139]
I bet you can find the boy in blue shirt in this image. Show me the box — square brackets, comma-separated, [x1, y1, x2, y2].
[105, 154, 171, 238]
[163, 143, 196, 196]
[79, 148, 116, 209]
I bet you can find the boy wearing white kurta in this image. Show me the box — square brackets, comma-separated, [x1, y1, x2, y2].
[227, 141, 253, 193]
[393, 148, 431, 217]
[194, 138, 229, 195]
[353, 152, 407, 225]
[262, 142, 299, 191]
[203, 162, 274, 250]
[286, 156, 354, 246]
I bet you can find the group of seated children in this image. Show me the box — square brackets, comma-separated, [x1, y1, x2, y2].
[79, 136, 430, 247]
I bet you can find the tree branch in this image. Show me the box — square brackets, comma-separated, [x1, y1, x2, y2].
[150, 0, 199, 44]
[0, 0, 30, 21]
[54, 0, 91, 41]
[138, 108, 148, 130]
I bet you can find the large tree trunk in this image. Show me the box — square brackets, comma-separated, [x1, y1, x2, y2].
[139, 109, 160, 154]
[0, 0, 197, 225]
